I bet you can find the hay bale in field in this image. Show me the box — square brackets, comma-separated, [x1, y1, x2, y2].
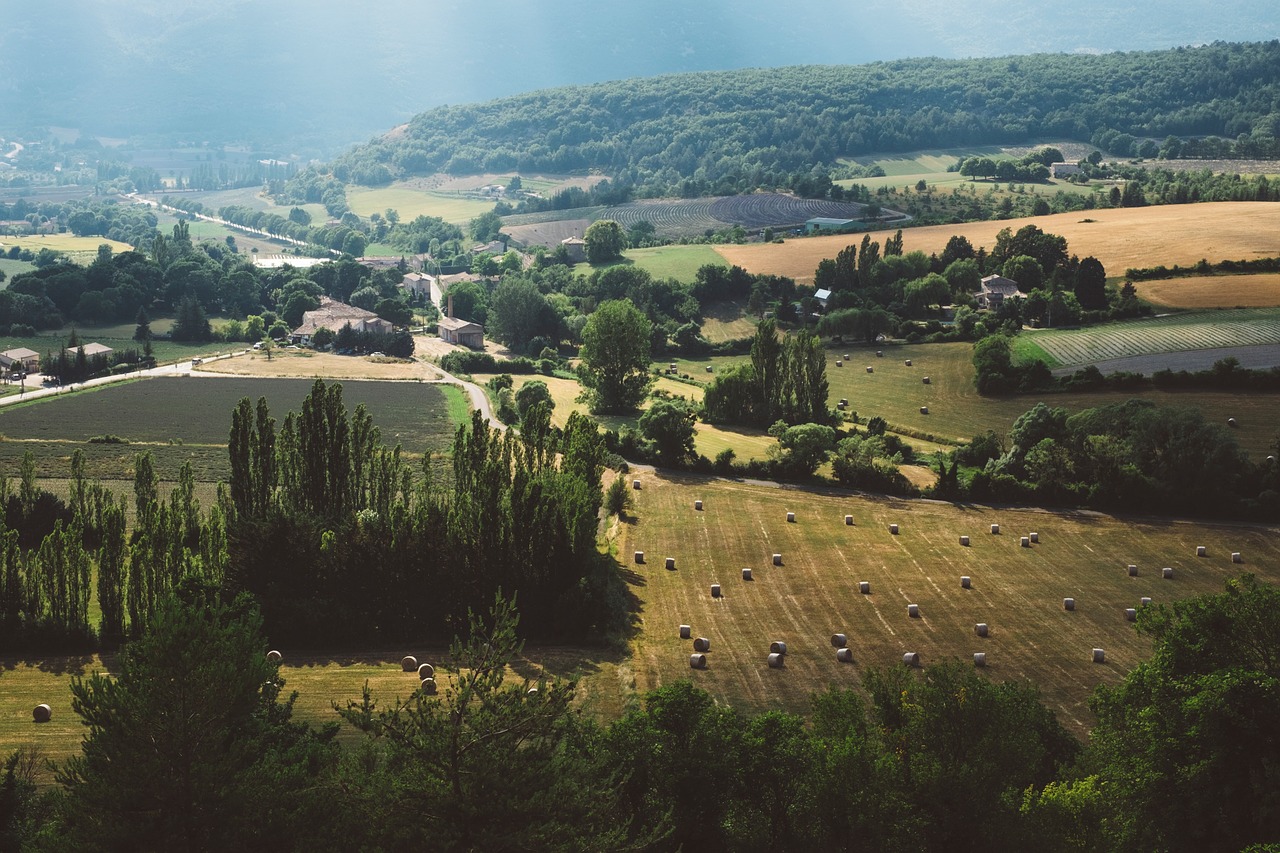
[705, 365, 713, 373]
[974, 652, 986, 667]
[843, 354, 850, 361]
[680, 624, 692, 639]
[859, 581, 871, 594]
[1064, 598, 1076, 611]
[991, 524, 1000, 535]
[975, 622, 988, 637]
[1030, 532, 1039, 543]
[866, 366, 874, 373]
[632, 479, 641, 490]
[836, 647, 854, 663]
[401, 655, 418, 672]
[1162, 567, 1174, 579]
[770, 641, 788, 655]
[1093, 648, 1106, 663]
[773, 553, 783, 566]
[960, 535, 970, 546]
[694, 500, 703, 511]
[961, 576, 971, 589]
[1227, 417, 1238, 427]
[32, 704, 51, 723]
[417, 663, 434, 679]
[420, 677, 437, 695]
[831, 633, 847, 647]
[908, 603, 920, 618]
[1197, 545, 1207, 557]
[690, 653, 707, 669]
[634, 551, 645, 565]
[835, 360, 843, 367]
[710, 584, 722, 598]
[903, 652, 920, 667]
[768, 652, 785, 668]
[905, 359, 913, 366]
[1140, 597, 1151, 607]
[266, 649, 282, 663]
[922, 376, 931, 384]
[693, 637, 711, 652]
[1233, 552, 1243, 563]
[838, 398, 848, 408]
[665, 556, 676, 570]
[1128, 564, 1138, 577]
[1125, 608, 1137, 622]
[845, 514, 854, 525]
[1020, 536, 1031, 548]
[787, 511, 795, 523]
[920, 406, 929, 415]
[742, 567, 753, 581]
[527, 687, 539, 695]
[876, 350, 883, 358]
[889, 523, 899, 534]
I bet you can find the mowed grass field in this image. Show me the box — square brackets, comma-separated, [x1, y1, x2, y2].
[346, 185, 493, 224]
[1134, 273, 1280, 308]
[619, 474, 1280, 733]
[620, 244, 726, 282]
[716, 202, 1280, 284]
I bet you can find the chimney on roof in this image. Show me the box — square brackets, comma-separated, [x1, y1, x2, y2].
[447, 293, 453, 319]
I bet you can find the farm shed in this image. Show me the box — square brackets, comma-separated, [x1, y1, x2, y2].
[438, 293, 485, 349]
[805, 217, 857, 233]
[813, 288, 832, 309]
[0, 347, 40, 374]
[560, 236, 587, 263]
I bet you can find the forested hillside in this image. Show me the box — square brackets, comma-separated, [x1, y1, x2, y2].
[293, 42, 1280, 200]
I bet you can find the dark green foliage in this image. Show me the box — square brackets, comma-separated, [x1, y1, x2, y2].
[584, 219, 625, 264]
[638, 398, 698, 466]
[579, 300, 653, 413]
[704, 320, 828, 427]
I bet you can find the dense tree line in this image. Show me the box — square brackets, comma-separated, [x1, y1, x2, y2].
[703, 319, 828, 426]
[290, 42, 1280, 200]
[7, 573, 1280, 851]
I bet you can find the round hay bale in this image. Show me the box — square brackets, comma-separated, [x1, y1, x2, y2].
[665, 556, 676, 570]
[420, 677, 437, 695]
[973, 652, 987, 667]
[922, 376, 931, 384]
[742, 567, 753, 581]
[689, 653, 707, 669]
[767, 652, 785, 668]
[1064, 597, 1076, 611]
[705, 365, 713, 373]
[845, 514, 854, 525]
[1030, 532, 1039, 543]
[417, 663, 434, 679]
[632, 479, 642, 490]
[401, 655, 418, 672]
[876, 350, 883, 358]
[975, 622, 988, 637]
[1020, 536, 1031, 548]
[773, 553, 783, 566]
[710, 583, 722, 598]
[866, 366, 874, 373]
[959, 535, 970, 546]
[1233, 552, 1243, 564]
[694, 500, 703, 511]
[1162, 567, 1174, 579]
[1125, 608, 1137, 622]
[786, 511, 796, 523]
[831, 633, 848, 647]
[859, 581, 871, 594]
[693, 637, 711, 652]
[669, 362, 677, 370]
[838, 398, 848, 408]
[1196, 545, 1207, 557]
[903, 652, 920, 667]
[634, 551, 645, 564]
[679, 624, 692, 639]
[1227, 417, 1237, 427]
[920, 406, 929, 415]
[32, 704, 51, 723]
[1140, 597, 1152, 607]
[1128, 564, 1139, 577]
[905, 359, 913, 366]
[843, 354, 850, 361]
[907, 603, 920, 618]
[266, 649, 282, 663]
[991, 524, 1000, 535]
[835, 360, 843, 367]
[1092, 648, 1106, 664]
[889, 523, 899, 534]
[836, 647, 854, 663]
[961, 575, 972, 589]
[527, 687, 539, 695]
[770, 641, 788, 655]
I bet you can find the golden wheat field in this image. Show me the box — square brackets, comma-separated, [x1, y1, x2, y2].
[1133, 273, 1280, 308]
[716, 202, 1280, 283]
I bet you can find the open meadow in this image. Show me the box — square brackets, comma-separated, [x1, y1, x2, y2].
[618, 244, 726, 282]
[715, 202, 1280, 284]
[1133, 273, 1280, 308]
[0, 235, 133, 265]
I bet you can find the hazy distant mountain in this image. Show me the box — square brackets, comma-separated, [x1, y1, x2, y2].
[1, 0, 1277, 153]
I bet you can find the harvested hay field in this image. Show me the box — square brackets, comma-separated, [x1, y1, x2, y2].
[716, 202, 1280, 283]
[196, 349, 441, 381]
[1134, 273, 1280, 308]
[619, 474, 1280, 733]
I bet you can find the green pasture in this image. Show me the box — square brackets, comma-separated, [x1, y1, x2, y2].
[620, 244, 726, 282]
[0, 258, 35, 280]
[698, 300, 757, 344]
[346, 186, 494, 224]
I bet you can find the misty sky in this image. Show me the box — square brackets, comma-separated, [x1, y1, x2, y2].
[2, 0, 1277, 149]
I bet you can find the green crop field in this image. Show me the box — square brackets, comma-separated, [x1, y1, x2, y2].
[698, 301, 757, 343]
[618, 474, 1280, 732]
[1026, 308, 1280, 366]
[621, 244, 726, 282]
[346, 186, 493, 224]
[0, 258, 35, 280]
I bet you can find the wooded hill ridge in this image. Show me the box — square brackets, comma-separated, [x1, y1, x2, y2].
[296, 42, 1280, 199]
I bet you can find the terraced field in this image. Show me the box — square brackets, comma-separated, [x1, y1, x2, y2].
[1028, 309, 1280, 367]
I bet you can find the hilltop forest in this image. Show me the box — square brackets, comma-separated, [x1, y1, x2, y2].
[283, 41, 1280, 206]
